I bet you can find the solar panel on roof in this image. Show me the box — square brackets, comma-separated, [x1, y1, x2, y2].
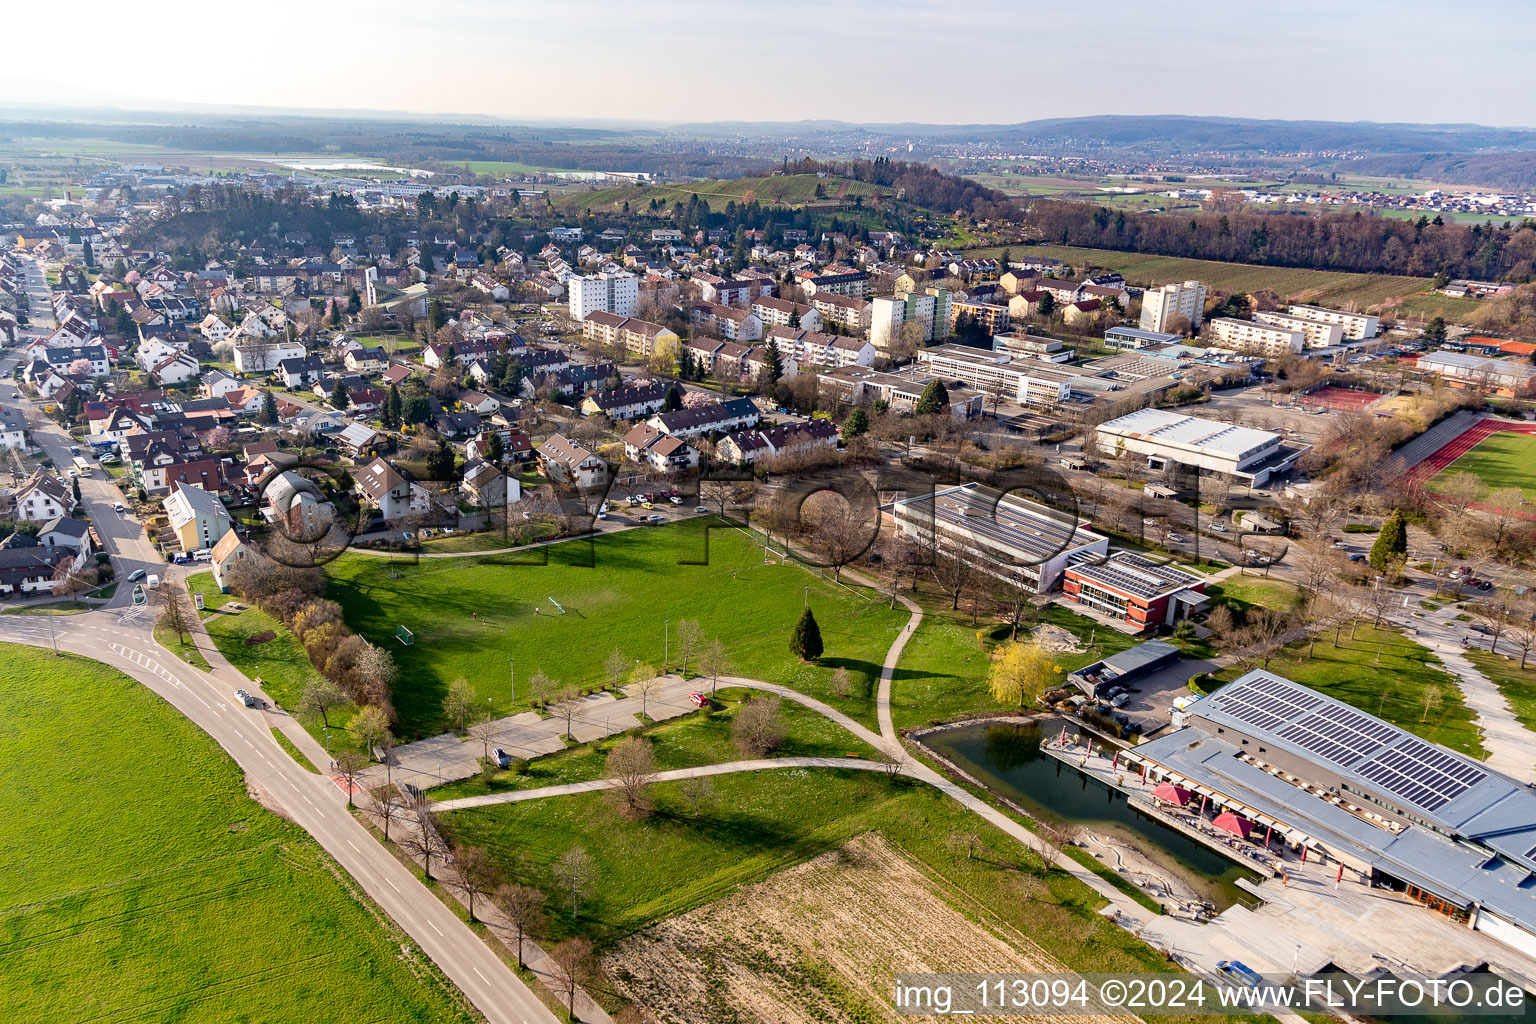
[1354, 736, 1487, 814]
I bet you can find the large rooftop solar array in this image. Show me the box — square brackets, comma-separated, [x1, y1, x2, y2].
[1071, 553, 1200, 601]
[897, 485, 1099, 563]
[1202, 672, 1492, 821]
[1212, 673, 1321, 732]
[1355, 740, 1487, 813]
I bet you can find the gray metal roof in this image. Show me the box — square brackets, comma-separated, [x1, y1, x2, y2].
[1192, 671, 1536, 857]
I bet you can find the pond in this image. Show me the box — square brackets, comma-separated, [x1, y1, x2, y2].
[925, 720, 1261, 908]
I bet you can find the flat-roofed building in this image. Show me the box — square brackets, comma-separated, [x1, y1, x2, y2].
[886, 482, 1107, 593]
[1254, 310, 1344, 349]
[949, 298, 1012, 336]
[1095, 407, 1309, 486]
[915, 344, 1070, 406]
[1288, 304, 1380, 341]
[1062, 552, 1207, 631]
[1105, 326, 1182, 350]
[992, 332, 1071, 363]
[819, 366, 984, 420]
[1209, 317, 1305, 357]
[1417, 351, 1536, 397]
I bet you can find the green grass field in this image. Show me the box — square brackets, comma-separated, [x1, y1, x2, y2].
[1215, 623, 1486, 757]
[964, 243, 1433, 311]
[1465, 649, 1536, 736]
[326, 522, 908, 738]
[429, 685, 876, 802]
[568, 173, 885, 214]
[1430, 431, 1536, 503]
[0, 645, 475, 1022]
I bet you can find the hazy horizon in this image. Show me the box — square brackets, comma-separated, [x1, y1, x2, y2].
[5, 0, 1533, 129]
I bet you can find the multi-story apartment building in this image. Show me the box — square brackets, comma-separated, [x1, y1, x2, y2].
[1253, 311, 1344, 349]
[1140, 280, 1207, 333]
[581, 312, 679, 359]
[690, 302, 762, 341]
[1208, 317, 1305, 356]
[764, 327, 875, 369]
[751, 296, 820, 331]
[948, 298, 1012, 336]
[568, 271, 638, 320]
[1287, 304, 1380, 341]
[870, 293, 940, 349]
[811, 293, 871, 332]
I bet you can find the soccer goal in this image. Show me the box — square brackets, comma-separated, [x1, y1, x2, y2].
[395, 625, 415, 645]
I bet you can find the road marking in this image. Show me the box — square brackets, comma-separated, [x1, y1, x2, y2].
[347, 839, 360, 852]
[473, 967, 489, 983]
[302, 793, 315, 806]
[430, 920, 444, 936]
[386, 877, 401, 893]
[242, 737, 254, 747]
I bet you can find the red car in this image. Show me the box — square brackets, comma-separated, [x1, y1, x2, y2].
[688, 692, 709, 708]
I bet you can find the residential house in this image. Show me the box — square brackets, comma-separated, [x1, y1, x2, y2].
[151, 350, 200, 386]
[162, 482, 232, 552]
[277, 354, 325, 388]
[200, 369, 242, 400]
[537, 434, 610, 489]
[460, 458, 517, 509]
[337, 421, 386, 458]
[810, 292, 871, 331]
[233, 339, 307, 373]
[37, 516, 91, 553]
[716, 419, 839, 465]
[210, 527, 255, 592]
[645, 397, 760, 439]
[0, 406, 26, 449]
[344, 346, 388, 373]
[11, 471, 72, 521]
[0, 535, 72, 597]
[579, 380, 673, 420]
[355, 457, 413, 520]
[622, 423, 699, 474]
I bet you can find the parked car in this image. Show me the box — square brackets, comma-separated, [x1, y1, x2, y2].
[1349, 553, 1366, 562]
[1331, 540, 1349, 549]
[1210, 522, 1228, 532]
[127, 568, 147, 582]
[669, 496, 683, 505]
[492, 747, 512, 768]
[694, 505, 709, 514]
[1471, 623, 1494, 634]
[688, 691, 709, 708]
[1111, 692, 1131, 708]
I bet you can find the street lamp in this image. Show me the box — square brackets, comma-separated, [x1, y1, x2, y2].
[664, 619, 670, 672]
[508, 657, 514, 701]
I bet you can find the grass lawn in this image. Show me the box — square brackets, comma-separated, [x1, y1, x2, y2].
[430, 685, 876, 802]
[0, 644, 476, 1023]
[186, 571, 359, 755]
[890, 594, 1142, 731]
[327, 521, 908, 739]
[1430, 431, 1536, 503]
[154, 618, 211, 670]
[1214, 623, 1486, 757]
[1203, 576, 1303, 616]
[1465, 649, 1536, 736]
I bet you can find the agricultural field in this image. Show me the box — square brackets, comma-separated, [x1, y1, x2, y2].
[605, 834, 1127, 1024]
[0, 645, 475, 1023]
[963, 243, 1434, 311]
[326, 520, 908, 738]
[565, 173, 886, 214]
[1430, 431, 1536, 503]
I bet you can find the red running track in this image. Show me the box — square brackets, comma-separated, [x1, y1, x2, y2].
[1406, 418, 1536, 519]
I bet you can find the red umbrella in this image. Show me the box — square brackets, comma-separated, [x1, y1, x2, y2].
[1213, 810, 1253, 838]
[1152, 782, 1191, 805]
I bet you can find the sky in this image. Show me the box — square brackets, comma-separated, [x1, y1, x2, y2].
[3, 0, 1534, 128]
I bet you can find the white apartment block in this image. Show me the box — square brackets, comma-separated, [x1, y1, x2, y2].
[1140, 280, 1207, 333]
[1287, 305, 1380, 341]
[1208, 317, 1304, 356]
[568, 272, 639, 320]
[870, 293, 937, 349]
[1253, 310, 1344, 349]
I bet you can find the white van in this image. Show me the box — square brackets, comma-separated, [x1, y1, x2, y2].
[191, 548, 212, 562]
[146, 574, 160, 589]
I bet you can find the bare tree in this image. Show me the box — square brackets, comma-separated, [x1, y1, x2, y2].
[446, 845, 499, 922]
[992, 576, 1036, 641]
[1421, 683, 1444, 724]
[628, 662, 659, 719]
[1507, 596, 1536, 669]
[334, 749, 369, 808]
[681, 774, 716, 817]
[156, 581, 191, 646]
[527, 669, 552, 710]
[602, 647, 626, 691]
[443, 677, 476, 734]
[605, 736, 657, 817]
[494, 884, 546, 968]
[875, 750, 905, 779]
[551, 681, 582, 739]
[800, 490, 873, 582]
[399, 794, 446, 879]
[372, 784, 401, 840]
[731, 695, 785, 757]
[552, 846, 598, 918]
[1366, 580, 1396, 627]
[547, 937, 595, 1022]
[468, 714, 498, 761]
[298, 679, 349, 728]
[699, 638, 729, 696]
[829, 666, 852, 699]
[1472, 589, 1518, 656]
[675, 619, 704, 676]
[930, 554, 976, 611]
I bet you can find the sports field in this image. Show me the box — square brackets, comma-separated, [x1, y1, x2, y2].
[326, 519, 908, 738]
[0, 645, 475, 1022]
[1431, 430, 1536, 503]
